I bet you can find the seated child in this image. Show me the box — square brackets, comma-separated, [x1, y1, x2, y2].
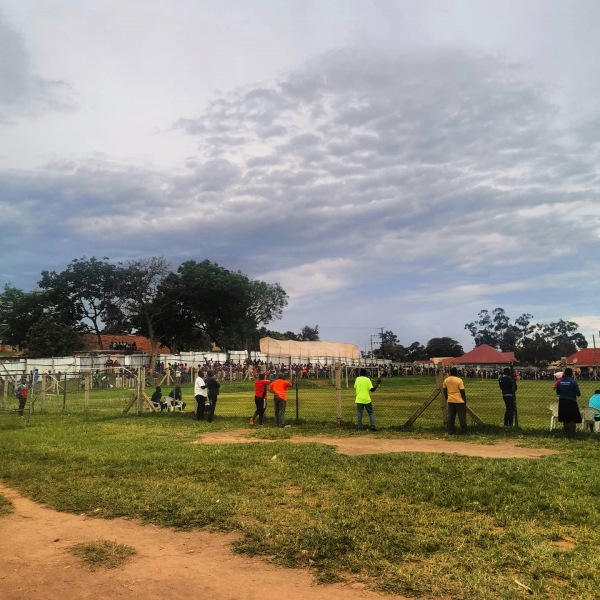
[168, 384, 186, 411]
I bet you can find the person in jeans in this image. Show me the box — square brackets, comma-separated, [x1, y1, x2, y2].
[354, 368, 381, 431]
[269, 373, 292, 427]
[443, 367, 467, 434]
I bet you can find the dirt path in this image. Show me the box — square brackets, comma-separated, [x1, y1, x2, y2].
[0, 435, 557, 599]
[195, 430, 559, 459]
[0, 483, 399, 600]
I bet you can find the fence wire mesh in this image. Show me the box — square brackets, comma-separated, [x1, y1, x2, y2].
[1, 361, 598, 431]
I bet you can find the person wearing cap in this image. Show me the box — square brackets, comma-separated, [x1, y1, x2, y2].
[556, 367, 581, 439]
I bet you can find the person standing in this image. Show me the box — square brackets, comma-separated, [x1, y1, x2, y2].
[269, 373, 293, 427]
[205, 370, 220, 423]
[250, 372, 271, 425]
[354, 368, 381, 431]
[194, 369, 207, 420]
[498, 367, 517, 426]
[556, 367, 581, 439]
[443, 367, 467, 434]
[16, 381, 28, 416]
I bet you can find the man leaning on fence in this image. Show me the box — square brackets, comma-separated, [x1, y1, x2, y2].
[443, 367, 467, 434]
[269, 373, 292, 427]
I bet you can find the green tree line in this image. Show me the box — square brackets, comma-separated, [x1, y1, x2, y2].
[464, 308, 588, 365]
[0, 256, 290, 363]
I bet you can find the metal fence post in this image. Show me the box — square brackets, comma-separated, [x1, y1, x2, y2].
[335, 361, 342, 423]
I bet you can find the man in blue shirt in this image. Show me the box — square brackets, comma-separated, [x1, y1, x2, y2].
[555, 367, 581, 439]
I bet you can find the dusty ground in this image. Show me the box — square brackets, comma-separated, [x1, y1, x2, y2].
[195, 429, 559, 459]
[0, 434, 557, 600]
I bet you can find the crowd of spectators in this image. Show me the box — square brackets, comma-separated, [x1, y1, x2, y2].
[109, 340, 138, 353]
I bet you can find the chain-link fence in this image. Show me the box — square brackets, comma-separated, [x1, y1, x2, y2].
[2, 362, 599, 431]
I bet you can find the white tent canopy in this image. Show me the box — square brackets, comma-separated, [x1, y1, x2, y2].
[259, 337, 359, 361]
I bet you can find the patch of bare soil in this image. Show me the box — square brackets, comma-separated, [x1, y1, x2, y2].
[0, 483, 401, 600]
[195, 430, 559, 459]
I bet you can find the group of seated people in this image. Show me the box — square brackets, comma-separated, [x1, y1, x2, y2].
[150, 384, 186, 412]
[109, 341, 138, 353]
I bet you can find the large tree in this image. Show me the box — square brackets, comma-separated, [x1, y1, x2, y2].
[467, 308, 588, 365]
[26, 315, 84, 357]
[404, 341, 427, 362]
[425, 337, 464, 358]
[515, 319, 587, 366]
[117, 257, 172, 370]
[379, 330, 405, 362]
[0, 284, 83, 356]
[0, 285, 47, 350]
[298, 325, 319, 341]
[155, 260, 288, 354]
[39, 256, 120, 350]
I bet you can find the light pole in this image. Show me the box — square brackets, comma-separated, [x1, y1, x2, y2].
[370, 335, 379, 361]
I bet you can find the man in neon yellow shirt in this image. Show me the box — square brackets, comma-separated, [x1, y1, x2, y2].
[354, 368, 381, 431]
[443, 367, 467, 434]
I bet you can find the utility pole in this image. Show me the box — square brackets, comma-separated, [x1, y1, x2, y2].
[380, 328, 385, 360]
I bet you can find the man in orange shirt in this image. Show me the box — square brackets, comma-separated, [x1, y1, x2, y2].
[250, 372, 271, 425]
[269, 373, 293, 427]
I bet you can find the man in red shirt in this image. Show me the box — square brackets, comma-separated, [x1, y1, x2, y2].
[269, 373, 293, 427]
[250, 373, 271, 425]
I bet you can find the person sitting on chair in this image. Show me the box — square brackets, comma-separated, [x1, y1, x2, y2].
[588, 389, 600, 422]
[168, 384, 186, 411]
[151, 385, 167, 411]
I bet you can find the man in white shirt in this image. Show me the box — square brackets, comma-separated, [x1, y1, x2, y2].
[194, 369, 207, 420]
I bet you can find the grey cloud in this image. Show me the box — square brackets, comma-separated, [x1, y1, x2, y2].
[3, 45, 600, 308]
[0, 14, 74, 121]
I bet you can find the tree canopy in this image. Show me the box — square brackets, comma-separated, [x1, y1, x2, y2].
[465, 308, 587, 365]
[2, 256, 289, 358]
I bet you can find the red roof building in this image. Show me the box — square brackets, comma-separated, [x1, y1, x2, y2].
[451, 344, 515, 365]
[566, 348, 600, 367]
[80, 334, 171, 355]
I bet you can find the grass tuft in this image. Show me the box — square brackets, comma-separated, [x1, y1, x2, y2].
[0, 493, 14, 516]
[69, 539, 136, 570]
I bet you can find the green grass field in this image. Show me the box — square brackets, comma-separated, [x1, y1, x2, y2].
[1, 376, 599, 598]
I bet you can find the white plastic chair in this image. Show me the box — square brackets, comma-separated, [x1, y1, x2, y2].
[548, 402, 559, 431]
[580, 407, 600, 433]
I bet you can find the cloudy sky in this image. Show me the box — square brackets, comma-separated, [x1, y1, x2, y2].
[2, 0, 600, 353]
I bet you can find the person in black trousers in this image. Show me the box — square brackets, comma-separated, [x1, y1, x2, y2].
[498, 367, 517, 426]
[205, 370, 220, 423]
